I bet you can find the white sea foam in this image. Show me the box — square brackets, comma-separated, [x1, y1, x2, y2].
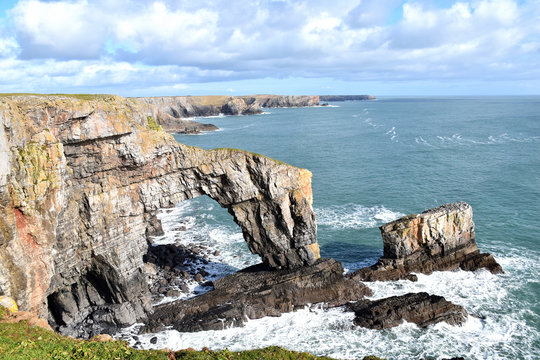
[315, 204, 404, 229]
[415, 133, 540, 148]
[193, 113, 226, 119]
[133, 196, 539, 360]
[125, 249, 539, 360]
[149, 198, 260, 289]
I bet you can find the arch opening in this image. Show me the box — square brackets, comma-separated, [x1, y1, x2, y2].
[144, 196, 260, 304]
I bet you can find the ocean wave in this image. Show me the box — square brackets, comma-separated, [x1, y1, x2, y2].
[315, 204, 404, 229]
[125, 250, 539, 360]
[414, 133, 540, 148]
[150, 198, 260, 276]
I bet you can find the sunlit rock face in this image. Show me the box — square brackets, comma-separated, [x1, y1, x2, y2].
[349, 202, 503, 282]
[0, 95, 319, 337]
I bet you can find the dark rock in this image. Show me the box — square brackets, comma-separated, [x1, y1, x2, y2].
[349, 202, 503, 282]
[150, 336, 157, 344]
[145, 213, 164, 239]
[346, 292, 467, 329]
[143, 258, 371, 333]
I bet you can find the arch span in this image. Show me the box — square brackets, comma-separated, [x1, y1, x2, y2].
[141, 146, 320, 269]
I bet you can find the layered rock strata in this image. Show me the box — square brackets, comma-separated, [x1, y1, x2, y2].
[135, 95, 320, 134]
[144, 258, 372, 333]
[319, 95, 376, 101]
[346, 292, 468, 329]
[0, 95, 319, 337]
[349, 202, 503, 282]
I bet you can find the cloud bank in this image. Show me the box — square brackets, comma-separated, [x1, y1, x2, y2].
[1, 0, 539, 95]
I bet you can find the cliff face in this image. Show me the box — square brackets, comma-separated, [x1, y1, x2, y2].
[319, 95, 375, 101]
[135, 95, 320, 133]
[0, 95, 319, 336]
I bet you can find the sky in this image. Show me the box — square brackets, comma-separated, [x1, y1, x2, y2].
[0, 0, 539, 96]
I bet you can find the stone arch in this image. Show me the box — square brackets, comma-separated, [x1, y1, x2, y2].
[141, 147, 320, 269]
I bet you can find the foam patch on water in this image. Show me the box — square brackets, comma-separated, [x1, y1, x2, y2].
[415, 133, 540, 148]
[315, 204, 404, 229]
[150, 198, 260, 277]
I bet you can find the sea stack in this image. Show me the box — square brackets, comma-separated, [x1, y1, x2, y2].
[349, 202, 503, 282]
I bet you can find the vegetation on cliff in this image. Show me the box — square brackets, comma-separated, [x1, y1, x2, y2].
[0, 307, 388, 360]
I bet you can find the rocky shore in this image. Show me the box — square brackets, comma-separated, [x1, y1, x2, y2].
[0, 94, 502, 350]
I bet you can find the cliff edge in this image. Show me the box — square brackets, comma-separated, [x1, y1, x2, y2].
[135, 95, 320, 134]
[0, 94, 319, 336]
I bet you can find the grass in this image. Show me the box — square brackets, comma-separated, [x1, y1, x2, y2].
[147, 116, 163, 131]
[0, 307, 386, 359]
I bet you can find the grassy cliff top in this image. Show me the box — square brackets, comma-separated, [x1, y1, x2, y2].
[0, 308, 385, 360]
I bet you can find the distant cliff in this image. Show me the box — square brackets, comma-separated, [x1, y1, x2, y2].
[319, 95, 376, 101]
[135, 95, 320, 134]
[0, 94, 319, 336]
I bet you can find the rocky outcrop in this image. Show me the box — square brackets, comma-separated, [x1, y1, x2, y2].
[319, 95, 376, 101]
[251, 95, 320, 108]
[0, 95, 319, 337]
[135, 95, 320, 133]
[346, 292, 468, 329]
[144, 258, 372, 333]
[349, 202, 503, 282]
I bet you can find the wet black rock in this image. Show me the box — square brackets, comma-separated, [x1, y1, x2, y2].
[143, 258, 372, 333]
[346, 292, 468, 329]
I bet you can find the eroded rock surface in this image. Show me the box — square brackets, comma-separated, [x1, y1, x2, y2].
[0, 95, 319, 337]
[136, 95, 320, 133]
[349, 202, 503, 282]
[346, 292, 468, 329]
[319, 95, 376, 101]
[144, 258, 372, 333]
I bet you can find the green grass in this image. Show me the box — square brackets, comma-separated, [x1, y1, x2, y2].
[147, 116, 163, 131]
[0, 307, 386, 360]
[0, 93, 114, 100]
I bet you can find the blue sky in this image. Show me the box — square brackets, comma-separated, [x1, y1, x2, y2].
[0, 0, 539, 96]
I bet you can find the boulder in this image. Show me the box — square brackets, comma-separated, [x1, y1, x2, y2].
[346, 292, 468, 329]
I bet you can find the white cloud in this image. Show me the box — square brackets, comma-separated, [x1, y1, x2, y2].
[11, 0, 108, 59]
[0, 0, 537, 94]
[0, 36, 18, 58]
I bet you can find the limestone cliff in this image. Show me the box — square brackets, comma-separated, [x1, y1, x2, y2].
[0, 95, 319, 336]
[135, 95, 320, 133]
[319, 95, 376, 102]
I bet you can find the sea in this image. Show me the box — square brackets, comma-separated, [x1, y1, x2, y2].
[120, 97, 540, 359]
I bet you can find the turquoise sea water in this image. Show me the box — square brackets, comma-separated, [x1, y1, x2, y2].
[132, 97, 540, 359]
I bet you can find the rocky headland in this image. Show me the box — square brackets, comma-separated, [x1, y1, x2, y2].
[0, 94, 501, 345]
[319, 95, 376, 101]
[135, 95, 320, 134]
[0, 94, 319, 337]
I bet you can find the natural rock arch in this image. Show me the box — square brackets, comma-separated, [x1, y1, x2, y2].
[141, 146, 320, 269]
